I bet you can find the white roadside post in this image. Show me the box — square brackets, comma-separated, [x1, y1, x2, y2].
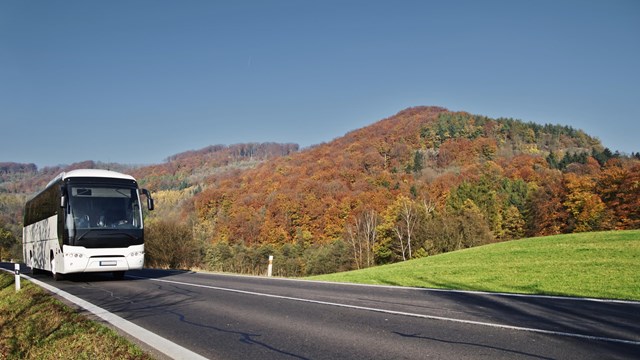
[267, 255, 273, 277]
[14, 263, 20, 291]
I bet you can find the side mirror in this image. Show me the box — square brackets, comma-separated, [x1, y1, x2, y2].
[60, 186, 68, 208]
[142, 189, 154, 211]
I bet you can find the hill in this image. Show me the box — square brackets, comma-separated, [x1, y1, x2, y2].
[130, 142, 299, 191]
[2, 106, 640, 276]
[183, 106, 639, 274]
[309, 230, 640, 301]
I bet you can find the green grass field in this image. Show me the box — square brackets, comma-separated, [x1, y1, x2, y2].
[309, 230, 640, 301]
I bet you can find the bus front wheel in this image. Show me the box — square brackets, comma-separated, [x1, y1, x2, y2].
[51, 257, 63, 281]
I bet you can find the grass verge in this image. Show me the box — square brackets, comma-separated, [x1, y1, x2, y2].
[0, 272, 154, 360]
[309, 230, 640, 301]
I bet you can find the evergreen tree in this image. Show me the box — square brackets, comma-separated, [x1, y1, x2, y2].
[412, 150, 424, 173]
[546, 151, 560, 169]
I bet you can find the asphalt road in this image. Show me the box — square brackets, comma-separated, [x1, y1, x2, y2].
[3, 264, 640, 359]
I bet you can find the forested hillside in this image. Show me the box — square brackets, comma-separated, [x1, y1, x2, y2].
[179, 106, 639, 275]
[2, 106, 639, 277]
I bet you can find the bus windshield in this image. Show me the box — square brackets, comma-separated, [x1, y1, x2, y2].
[67, 186, 143, 230]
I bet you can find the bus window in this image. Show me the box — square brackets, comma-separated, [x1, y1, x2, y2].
[69, 186, 143, 230]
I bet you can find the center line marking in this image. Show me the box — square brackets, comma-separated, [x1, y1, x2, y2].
[130, 275, 640, 346]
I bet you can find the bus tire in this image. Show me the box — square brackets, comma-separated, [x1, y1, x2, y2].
[51, 257, 63, 281]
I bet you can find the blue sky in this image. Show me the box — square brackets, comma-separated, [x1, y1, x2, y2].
[1, 1, 638, 167]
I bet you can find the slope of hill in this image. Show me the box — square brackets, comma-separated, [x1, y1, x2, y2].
[187, 106, 639, 274]
[309, 230, 640, 301]
[130, 142, 299, 190]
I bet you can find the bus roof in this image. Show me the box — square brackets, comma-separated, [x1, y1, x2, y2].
[46, 169, 136, 188]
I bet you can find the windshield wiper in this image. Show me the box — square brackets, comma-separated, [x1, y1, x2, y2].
[75, 229, 95, 242]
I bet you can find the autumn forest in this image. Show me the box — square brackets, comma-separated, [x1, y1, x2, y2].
[1, 106, 639, 276]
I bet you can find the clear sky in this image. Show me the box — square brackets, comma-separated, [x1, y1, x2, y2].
[1, 1, 638, 167]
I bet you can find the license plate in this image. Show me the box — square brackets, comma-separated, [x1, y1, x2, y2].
[100, 261, 117, 266]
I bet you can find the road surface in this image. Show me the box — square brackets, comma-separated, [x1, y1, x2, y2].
[3, 264, 640, 359]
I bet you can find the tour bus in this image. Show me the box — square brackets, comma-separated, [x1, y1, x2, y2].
[23, 169, 154, 280]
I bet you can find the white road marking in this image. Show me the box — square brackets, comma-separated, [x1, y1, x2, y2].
[131, 274, 640, 347]
[12, 271, 210, 360]
[197, 271, 640, 305]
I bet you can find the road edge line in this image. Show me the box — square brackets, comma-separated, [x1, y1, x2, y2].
[3, 269, 209, 360]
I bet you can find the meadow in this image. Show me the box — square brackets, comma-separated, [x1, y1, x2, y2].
[310, 230, 640, 301]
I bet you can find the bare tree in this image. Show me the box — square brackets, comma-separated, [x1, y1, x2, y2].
[421, 197, 435, 215]
[346, 209, 379, 269]
[393, 198, 418, 261]
[362, 209, 378, 267]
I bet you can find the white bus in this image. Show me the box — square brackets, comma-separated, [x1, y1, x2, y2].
[23, 169, 154, 280]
